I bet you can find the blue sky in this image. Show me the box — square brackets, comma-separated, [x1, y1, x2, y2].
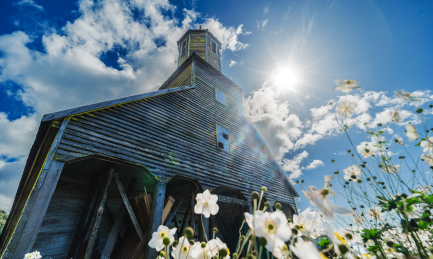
[0, 0, 433, 216]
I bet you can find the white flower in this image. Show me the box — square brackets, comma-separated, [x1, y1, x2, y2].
[333, 79, 362, 93]
[190, 238, 227, 259]
[395, 137, 404, 145]
[352, 215, 365, 226]
[421, 151, 433, 166]
[324, 174, 336, 196]
[405, 124, 418, 142]
[367, 207, 384, 221]
[343, 165, 363, 181]
[324, 223, 353, 256]
[362, 148, 373, 158]
[380, 162, 401, 174]
[289, 237, 326, 259]
[148, 225, 177, 251]
[336, 101, 358, 118]
[194, 190, 219, 218]
[420, 137, 433, 152]
[394, 89, 422, 102]
[390, 110, 402, 122]
[273, 239, 290, 259]
[289, 214, 317, 237]
[384, 248, 405, 259]
[172, 237, 192, 259]
[24, 252, 42, 259]
[302, 186, 354, 221]
[244, 210, 292, 252]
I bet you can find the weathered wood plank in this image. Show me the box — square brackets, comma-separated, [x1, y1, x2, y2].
[68, 177, 97, 259]
[100, 177, 137, 259]
[3, 118, 70, 259]
[84, 167, 114, 259]
[113, 172, 143, 239]
[146, 178, 168, 259]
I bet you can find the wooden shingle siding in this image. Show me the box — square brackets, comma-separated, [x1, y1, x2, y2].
[190, 32, 206, 60]
[53, 67, 295, 208]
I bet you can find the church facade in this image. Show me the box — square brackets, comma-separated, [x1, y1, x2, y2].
[0, 29, 298, 259]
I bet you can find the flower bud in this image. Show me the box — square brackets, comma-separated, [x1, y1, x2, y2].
[386, 241, 394, 247]
[240, 235, 245, 241]
[213, 227, 218, 233]
[334, 171, 339, 174]
[232, 253, 238, 259]
[321, 189, 329, 196]
[357, 179, 362, 183]
[296, 180, 300, 184]
[163, 237, 171, 246]
[184, 227, 194, 239]
[261, 186, 267, 192]
[220, 248, 228, 257]
[201, 242, 206, 248]
[251, 191, 260, 200]
[366, 177, 371, 181]
[274, 202, 282, 210]
[160, 251, 166, 257]
[287, 218, 291, 223]
[173, 240, 179, 247]
[351, 175, 356, 179]
[189, 239, 195, 245]
[301, 180, 304, 183]
[247, 255, 255, 259]
[338, 245, 349, 254]
[332, 159, 335, 162]
[252, 251, 258, 257]
[248, 234, 254, 241]
[291, 228, 298, 235]
[345, 233, 353, 240]
[416, 108, 423, 113]
[257, 237, 268, 247]
[377, 123, 382, 127]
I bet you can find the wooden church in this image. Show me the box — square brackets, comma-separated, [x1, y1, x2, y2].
[0, 28, 298, 259]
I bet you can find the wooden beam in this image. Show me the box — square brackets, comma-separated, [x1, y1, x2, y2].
[3, 118, 70, 259]
[162, 196, 175, 224]
[79, 190, 102, 254]
[67, 177, 97, 259]
[164, 184, 190, 226]
[190, 186, 195, 232]
[100, 177, 137, 259]
[146, 178, 168, 259]
[84, 167, 114, 259]
[178, 185, 194, 237]
[113, 172, 143, 239]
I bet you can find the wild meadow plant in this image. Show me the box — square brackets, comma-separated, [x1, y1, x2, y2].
[25, 82, 433, 259]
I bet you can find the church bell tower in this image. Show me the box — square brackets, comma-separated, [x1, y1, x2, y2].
[177, 27, 222, 72]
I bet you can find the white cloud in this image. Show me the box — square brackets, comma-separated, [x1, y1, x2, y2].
[263, 5, 269, 14]
[0, 0, 250, 211]
[282, 151, 309, 180]
[13, 0, 43, 10]
[244, 85, 302, 159]
[256, 19, 268, 30]
[0, 158, 26, 212]
[229, 60, 237, 67]
[202, 18, 251, 51]
[305, 159, 324, 170]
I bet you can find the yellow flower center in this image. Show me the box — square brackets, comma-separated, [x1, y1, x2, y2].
[334, 232, 347, 245]
[159, 230, 168, 238]
[363, 254, 372, 258]
[406, 93, 411, 96]
[226, 247, 230, 255]
[265, 220, 278, 234]
[320, 252, 329, 259]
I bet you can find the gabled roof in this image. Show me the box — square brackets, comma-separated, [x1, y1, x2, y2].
[42, 85, 195, 122]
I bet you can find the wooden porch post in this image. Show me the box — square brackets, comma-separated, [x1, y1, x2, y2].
[3, 118, 70, 259]
[146, 177, 169, 259]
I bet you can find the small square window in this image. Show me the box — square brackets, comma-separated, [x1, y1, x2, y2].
[215, 89, 225, 105]
[211, 40, 217, 54]
[216, 125, 230, 152]
[181, 39, 188, 56]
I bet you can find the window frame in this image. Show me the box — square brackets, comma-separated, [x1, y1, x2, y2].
[211, 39, 218, 55]
[215, 88, 226, 105]
[181, 38, 188, 56]
[216, 123, 231, 153]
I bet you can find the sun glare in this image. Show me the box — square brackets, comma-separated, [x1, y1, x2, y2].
[272, 67, 301, 90]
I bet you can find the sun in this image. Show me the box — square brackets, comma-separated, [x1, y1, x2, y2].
[272, 66, 301, 90]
